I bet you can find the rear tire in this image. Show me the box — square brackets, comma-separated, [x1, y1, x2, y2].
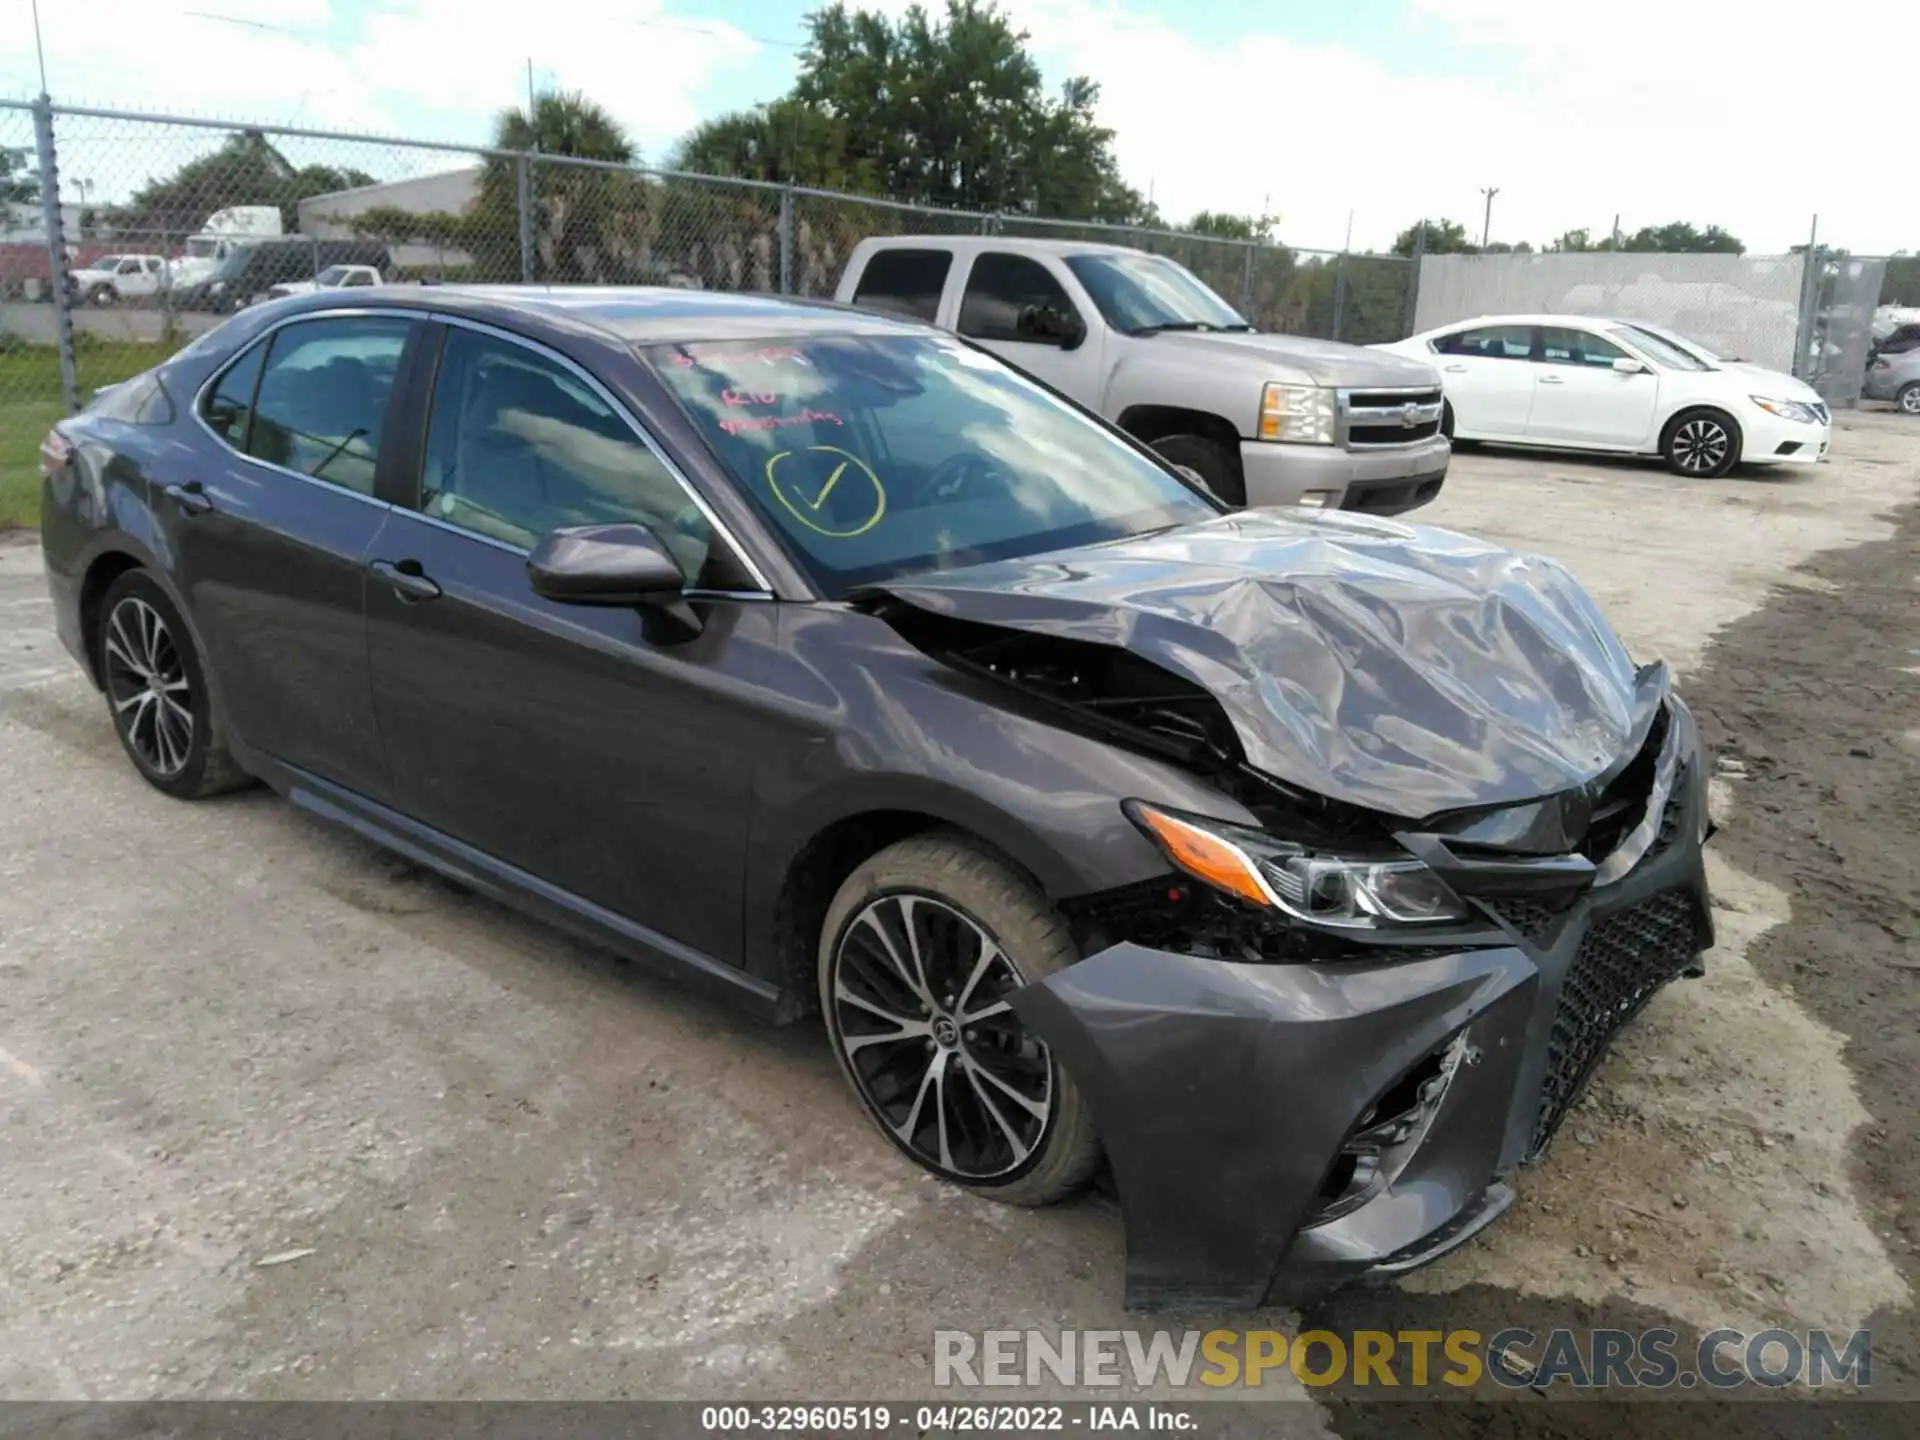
[1151, 433, 1245, 507]
[819, 834, 1101, 1207]
[1661, 407, 1740, 478]
[1898, 383, 1920, 416]
[93, 570, 251, 801]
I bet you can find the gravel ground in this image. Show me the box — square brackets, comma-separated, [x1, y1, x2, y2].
[0, 414, 1916, 1430]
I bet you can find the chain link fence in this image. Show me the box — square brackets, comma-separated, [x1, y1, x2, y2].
[0, 99, 1417, 514]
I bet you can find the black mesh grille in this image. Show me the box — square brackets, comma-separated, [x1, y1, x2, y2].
[1529, 889, 1700, 1159]
[1477, 887, 1584, 944]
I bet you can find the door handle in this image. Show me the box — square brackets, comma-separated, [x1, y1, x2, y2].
[369, 558, 442, 602]
[163, 481, 214, 515]
[1537, 374, 1565, 385]
[1442, 363, 1468, 372]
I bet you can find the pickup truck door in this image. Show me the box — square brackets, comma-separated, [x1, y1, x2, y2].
[1431, 323, 1537, 439]
[948, 251, 1106, 405]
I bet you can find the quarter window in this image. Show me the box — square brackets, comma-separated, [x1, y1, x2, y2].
[1434, 324, 1534, 360]
[957, 253, 1080, 344]
[1540, 326, 1628, 367]
[419, 329, 714, 579]
[200, 340, 267, 445]
[246, 316, 410, 495]
[852, 249, 952, 323]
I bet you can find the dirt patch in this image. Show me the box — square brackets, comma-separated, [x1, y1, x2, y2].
[1314, 502, 1920, 1434]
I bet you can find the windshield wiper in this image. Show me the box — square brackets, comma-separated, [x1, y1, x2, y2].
[1128, 320, 1254, 336]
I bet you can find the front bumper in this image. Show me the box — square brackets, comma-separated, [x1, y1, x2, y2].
[1238, 434, 1450, 513]
[1740, 408, 1830, 465]
[1013, 712, 1712, 1310]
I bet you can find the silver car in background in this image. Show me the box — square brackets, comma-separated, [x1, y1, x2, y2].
[1863, 349, 1920, 415]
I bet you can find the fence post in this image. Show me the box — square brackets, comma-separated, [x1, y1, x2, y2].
[1240, 242, 1254, 314]
[516, 154, 536, 283]
[1401, 222, 1427, 338]
[1792, 214, 1821, 382]
[32, 96, 80, 413]
[1331, 254, 1347, 341]
[778, 186, 794, 295]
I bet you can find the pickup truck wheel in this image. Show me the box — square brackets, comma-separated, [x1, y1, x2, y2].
[1151, 434, 1245, 507]
[88, 285, 115, 307]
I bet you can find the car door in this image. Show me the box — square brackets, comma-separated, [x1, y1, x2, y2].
[951, 251, 1104, 403]
[165, 310, 419, 800]
[362, 319, 777, 966]
[117, 257, 153, 299]
[1526, 325, 1661, 448]
[1429, 323, 1538, 438]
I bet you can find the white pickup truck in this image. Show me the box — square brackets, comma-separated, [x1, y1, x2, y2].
[835, 235, 1450, 514]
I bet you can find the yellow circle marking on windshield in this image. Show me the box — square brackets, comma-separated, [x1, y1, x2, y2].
[766, 445, 887, 538]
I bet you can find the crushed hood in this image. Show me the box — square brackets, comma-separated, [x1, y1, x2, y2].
[864, 509, 1658, 819]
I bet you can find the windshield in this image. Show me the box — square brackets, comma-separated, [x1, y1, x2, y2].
[1614, 322, 1718, 370]
[651, 334, 1216, 597]
[316, 266, 351, 285]
[1609, 325, 1712, 372]
[89, 255, 125, 270]
[185, 237, 218, 258]
[1064, 252, 1250, 334]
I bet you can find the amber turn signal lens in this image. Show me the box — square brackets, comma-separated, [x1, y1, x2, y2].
[1130, 804, 1274, 909]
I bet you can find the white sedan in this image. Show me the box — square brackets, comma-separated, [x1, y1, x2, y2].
[1375, 314, 1829, 477]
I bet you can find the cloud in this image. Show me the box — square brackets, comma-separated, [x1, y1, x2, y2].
[1, 0, 759, 199]
[943, 0, 1908, 255]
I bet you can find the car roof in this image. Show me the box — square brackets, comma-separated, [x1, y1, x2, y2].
[1421, 313, 1647, 332]
[267, 283, 935, 345]
[858, 233, 1153, 260]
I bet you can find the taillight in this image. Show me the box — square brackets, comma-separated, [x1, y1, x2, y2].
[39, 428, 74, 476]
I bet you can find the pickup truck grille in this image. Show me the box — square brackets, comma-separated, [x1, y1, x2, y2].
[1339, 387, 1445, 449]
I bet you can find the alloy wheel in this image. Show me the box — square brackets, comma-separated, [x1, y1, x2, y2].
[1901, 386, 1920, 416]
[829, 893, 1055, 1181]
[103, 596, 194, 777]
[1671, 417, 1731, 474]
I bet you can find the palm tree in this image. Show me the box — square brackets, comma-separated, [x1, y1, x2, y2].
[473, 91, 648, 284]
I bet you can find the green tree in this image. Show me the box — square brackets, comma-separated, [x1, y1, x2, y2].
[2, 145, 38, 204]
[1883, 253, 1919, 307]
[473, 90, 653, 283]
[113, 131, 375, 237]
[676, 1, 1149, 223]
[1391, 218, 1477, 256]
[1616, 220, 1743, 254]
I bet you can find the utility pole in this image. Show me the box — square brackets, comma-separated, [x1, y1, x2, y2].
[1610, 213, 1621, 249]
[1479, 186, 1499, 250]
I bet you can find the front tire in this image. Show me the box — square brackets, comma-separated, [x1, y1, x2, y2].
[88, 285, 115, 307]
[1898, 383, 1920, 416]
[819, 835, 1101, 1207]
[1151, 433, 1245, 507]
[1661, 408, 1740, 478]
[94, 571, 250, 800]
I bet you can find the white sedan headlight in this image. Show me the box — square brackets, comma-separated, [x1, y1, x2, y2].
[1259, 382, 1336, 445]
[1750, 395, 1821, 424]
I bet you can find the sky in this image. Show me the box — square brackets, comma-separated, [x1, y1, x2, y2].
[2, 0, 1912, 255]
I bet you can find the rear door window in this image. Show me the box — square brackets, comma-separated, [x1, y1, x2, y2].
[1435, 324, 1535, 360]
[851, 249, 953, 323]
[244, 315, 412, 494]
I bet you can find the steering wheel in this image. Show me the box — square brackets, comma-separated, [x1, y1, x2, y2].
[927, 451, 1005, 502]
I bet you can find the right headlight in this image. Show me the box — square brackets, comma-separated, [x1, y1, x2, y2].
[1258, 382, 1336, 445]
[1125, 801, 1469, 928]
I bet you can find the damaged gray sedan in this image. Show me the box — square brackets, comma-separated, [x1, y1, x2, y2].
[42, 288, 1712, 1311]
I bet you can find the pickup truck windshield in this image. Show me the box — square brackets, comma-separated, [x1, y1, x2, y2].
[650, 334, 1216, 597]
[1065, 252, 1251, 335]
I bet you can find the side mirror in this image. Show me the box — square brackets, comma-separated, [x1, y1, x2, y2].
[1612, 356, 1648, 374]
[1016, 303, 1086, 349]
[527, 523, 685, 607]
